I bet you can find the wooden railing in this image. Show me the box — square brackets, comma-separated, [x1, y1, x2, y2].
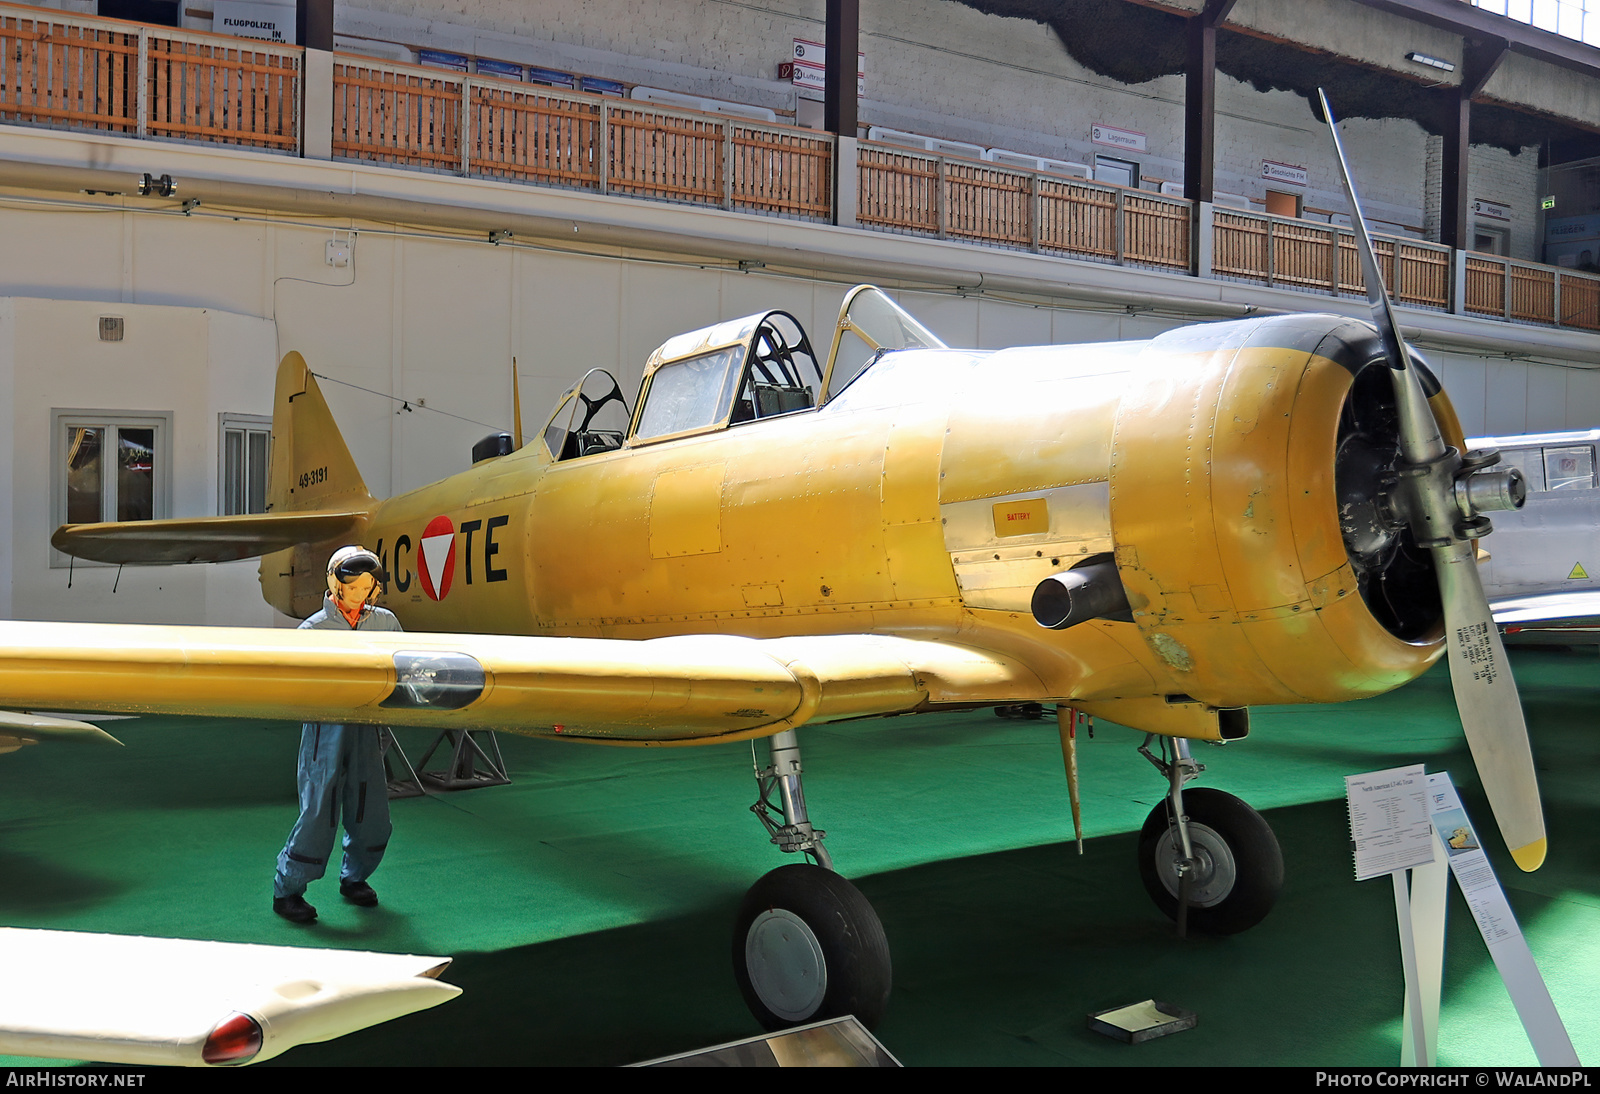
[1214, 209, 1453, 309]
[334, 59, 461, 171]
[0, 5, 298, 149]
[857, 142, 1191, 271]
[1464, 254, 1600, 331]
[1, 3, 1597, 335]
[334, 56, 833, 220]
[0, 9, 136, 134]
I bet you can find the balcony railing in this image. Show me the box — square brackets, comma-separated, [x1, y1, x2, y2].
[1214, 209, 1453, 310]
[1, 2, 1597, 335]
[1464, 253, 1600, 331]
[857, 144, 1191, 272]
[0, 4, 298, 149]
[333, 56, 833, 221]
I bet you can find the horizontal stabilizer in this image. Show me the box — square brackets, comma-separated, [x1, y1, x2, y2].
[51, 511, 367, 565]
[0, 928, 459, 1066]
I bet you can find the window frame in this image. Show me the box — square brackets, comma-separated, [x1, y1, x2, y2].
[1473, 224, 1510, 257]
[52, 408, 173, 568]
[219, 412, 272, 516]
[1542, 444, 1595, 492]
[1093, 154, 1140, 189]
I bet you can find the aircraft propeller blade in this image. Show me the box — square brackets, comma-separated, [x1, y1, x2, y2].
[1318, 90, 1546, 871]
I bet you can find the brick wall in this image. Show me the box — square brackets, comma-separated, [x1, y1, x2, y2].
[22, 0, 1555, 255]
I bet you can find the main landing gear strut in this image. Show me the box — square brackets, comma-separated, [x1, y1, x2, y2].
[733, 729, 892, 1031]
[1135, 733, 1284, 936]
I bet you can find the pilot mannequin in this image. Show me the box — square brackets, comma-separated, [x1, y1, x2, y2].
[272, 546, 404, 924]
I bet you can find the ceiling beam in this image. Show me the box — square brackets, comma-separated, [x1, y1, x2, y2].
[1353, 0, 1600, 79]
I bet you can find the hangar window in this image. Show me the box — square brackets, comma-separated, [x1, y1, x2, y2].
[1093, 155, 1139, 189]
[1473, 226, 1510, 257]
[220, 414, 271, 515]
[53, 410, 171, 564]
[98, 1, 179, 27]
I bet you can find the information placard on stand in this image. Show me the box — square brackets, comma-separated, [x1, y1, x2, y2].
[1346, 764, 1435, 1063]
[1346, 766, 1579, 1067]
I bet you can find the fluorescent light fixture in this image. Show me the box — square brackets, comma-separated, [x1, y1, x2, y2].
[1405, 51, 1457, 72]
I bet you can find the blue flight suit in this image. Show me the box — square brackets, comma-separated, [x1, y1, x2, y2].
[273, 598, 404, 900]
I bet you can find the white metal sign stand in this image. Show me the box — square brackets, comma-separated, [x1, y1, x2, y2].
[1347, 764, 1437, 1065]
[1412, 773, 1579, 1066]
[1346, 766, 1580, 1066]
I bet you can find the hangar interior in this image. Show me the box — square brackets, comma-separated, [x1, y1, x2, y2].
[0, 0, 1598, 1069]
[1, 0, 1598, 627]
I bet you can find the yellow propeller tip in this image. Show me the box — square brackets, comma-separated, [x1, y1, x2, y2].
[1510, 838, 1547, 872]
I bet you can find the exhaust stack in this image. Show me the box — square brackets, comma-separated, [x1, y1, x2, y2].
[1031, 558, 1132, 630]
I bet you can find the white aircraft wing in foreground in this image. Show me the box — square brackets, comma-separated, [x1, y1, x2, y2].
[0, 928, 459, 1066]
[1492, 588, 1600, 640]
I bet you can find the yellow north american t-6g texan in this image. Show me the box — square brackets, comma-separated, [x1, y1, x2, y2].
[33, 97, 1544, 1033]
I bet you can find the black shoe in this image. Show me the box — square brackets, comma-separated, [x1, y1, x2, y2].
[340, 880, 379, 907]
[273, 894, 317, 923]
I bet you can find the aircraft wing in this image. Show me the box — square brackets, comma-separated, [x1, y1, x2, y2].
[0, 623, 1048, 744]
[50, 511, 367, 564]
[0, 928, 458, 1066]
[1492, 589, 1600, 638]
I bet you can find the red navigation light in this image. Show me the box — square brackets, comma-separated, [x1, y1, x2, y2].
[201, 1012, 263, 1065]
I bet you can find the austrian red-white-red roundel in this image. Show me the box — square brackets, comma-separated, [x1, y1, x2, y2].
[418, 515, 456, 601]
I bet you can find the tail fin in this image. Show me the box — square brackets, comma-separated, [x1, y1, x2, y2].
[269, 352, 375, 513]
[260, 354, 376, 617]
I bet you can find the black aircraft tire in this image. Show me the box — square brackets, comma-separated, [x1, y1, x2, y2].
[1137, 787, 1284, 936]
[733, 863, 892, 1031]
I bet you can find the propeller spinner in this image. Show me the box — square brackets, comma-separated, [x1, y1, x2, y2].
[1318, 89, 1544, 871]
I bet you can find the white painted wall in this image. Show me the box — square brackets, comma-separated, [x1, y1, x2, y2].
[0, 298, 282, 625]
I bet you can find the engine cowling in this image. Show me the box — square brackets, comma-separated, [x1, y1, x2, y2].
[1107, 314, 1449, 708]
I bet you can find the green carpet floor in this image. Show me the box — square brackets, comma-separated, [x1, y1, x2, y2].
[1, 647, 1596, 1067]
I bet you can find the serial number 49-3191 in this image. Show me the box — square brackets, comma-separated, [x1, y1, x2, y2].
[298, 466, 328, 489]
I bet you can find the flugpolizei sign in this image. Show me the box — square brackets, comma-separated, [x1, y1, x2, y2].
[212, 1, 293, 44]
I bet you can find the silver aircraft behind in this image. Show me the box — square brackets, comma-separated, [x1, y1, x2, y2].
[1474, 428, 1600, 640]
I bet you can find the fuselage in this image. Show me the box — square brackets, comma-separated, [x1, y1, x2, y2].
[346, 341, 1137, 705]
[266, 311, 1443, 739]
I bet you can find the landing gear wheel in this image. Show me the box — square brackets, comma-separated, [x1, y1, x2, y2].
[1137, 787, 1284, 935]
[733, 863, 892, 1031]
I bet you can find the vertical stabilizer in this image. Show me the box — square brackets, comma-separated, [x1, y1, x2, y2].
[269, 352, 375, 512]
[262, 353, 376, 616]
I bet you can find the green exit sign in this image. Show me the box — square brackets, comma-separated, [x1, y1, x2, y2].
[1542, 196, 1556, 209]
